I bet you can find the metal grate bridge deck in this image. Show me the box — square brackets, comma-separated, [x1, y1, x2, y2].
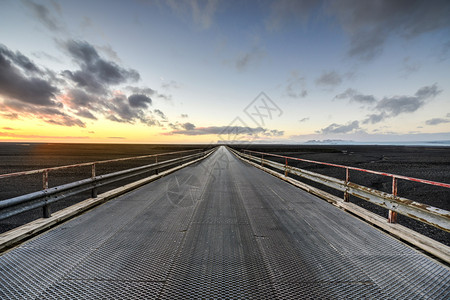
[0, 146, 448, 299]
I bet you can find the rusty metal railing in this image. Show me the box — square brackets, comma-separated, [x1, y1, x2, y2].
[233, 148, 450, 232]
[0, 148, 215, 221]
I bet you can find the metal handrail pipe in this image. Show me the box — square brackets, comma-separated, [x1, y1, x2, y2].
[0, 150, 210, 220]
[0, 149, 204, 179]
[0, 152, 202, 210]
[235, 150, 450, 232]
[243, 150, 450, 189]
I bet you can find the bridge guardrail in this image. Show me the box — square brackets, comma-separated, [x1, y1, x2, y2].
[0, 148, 216, 221]
[232, 148, 450, 232]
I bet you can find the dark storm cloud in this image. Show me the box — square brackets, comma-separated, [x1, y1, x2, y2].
[105, 95, 158, 126]
[63, 40, 140, 94]
[108, 96, 137, 123]
[0, 43, 162, 128]
[0, 47, 58, 106]
[128, 94, 152, 108]
[0, 45, 43, 75]
[363, 84, 441, 124]
[315, 71, 343, 88]
[166, 124, 284, 137]
[68, 89, 98, 108]
[335, 88, 376, 105]
[319, 120, 361, 134]
[327, 0, 450, 60]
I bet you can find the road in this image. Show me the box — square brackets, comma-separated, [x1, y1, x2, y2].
[0, 146, 448, 299]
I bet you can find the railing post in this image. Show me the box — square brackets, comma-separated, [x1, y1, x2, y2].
[284, 157, 288, 177]
[344, 168, 350, 202]
[261, 154, 264, 166]
[388, 177, 398, 223]
[42, 170, 50, 218]
[155, 155, 159, 175]
[91, 163, 97, 198]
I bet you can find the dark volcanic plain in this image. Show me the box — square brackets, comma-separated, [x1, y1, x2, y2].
[1, 143, 449, 246]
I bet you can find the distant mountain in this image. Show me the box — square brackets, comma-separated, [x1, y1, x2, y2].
[304, 139, 354, 145]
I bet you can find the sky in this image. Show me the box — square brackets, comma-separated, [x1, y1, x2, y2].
[0, 0, 449, 144]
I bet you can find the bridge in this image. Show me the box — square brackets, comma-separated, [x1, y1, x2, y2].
[0, 146, 449, 299]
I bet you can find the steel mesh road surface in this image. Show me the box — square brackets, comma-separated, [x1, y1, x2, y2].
[1, 146, 449, 299]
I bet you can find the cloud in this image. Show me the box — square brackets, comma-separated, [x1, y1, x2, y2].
[315, 70, 343, 88]
[0, 43, 164, 129]
[2, 127, 14, 130]
[23, 0, 64, 32]
[401, 57, 420, 77]
[165, 123, 284, 137]
[128, 94, 152, 108]
[97, 44, 122, 62]
[161, 80, 180, 90]
[425, 113, 450, 126]
[235, 47, 265, 71]
[0, 45, 58, 106]
[2, 99, 86, 127]
[182, 122, 196, 130]
[126, 86, 156, 95]
[327, 0, 450, 60]
[180, 114, 189, 118]
[363, 113, 386, 125]
[125, 85, 172, 102]
[153, 109, 166, 120]
[358, 84, 441, 124]
[0, 132, 90, 139]
[0, 45, 43, 75]
[105, 94, 158, 126]
[335, 88, 376, 104]
[63, 40, 139, 94]
[376, 84, 440, 116]
[299, 117, 310, 122]
[266, 0, 318, 31]
[319, 120, 361, 134]
[166, 0, 220, 29]
[426, 118, 450, 126]
[285, 71, 307, 98]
